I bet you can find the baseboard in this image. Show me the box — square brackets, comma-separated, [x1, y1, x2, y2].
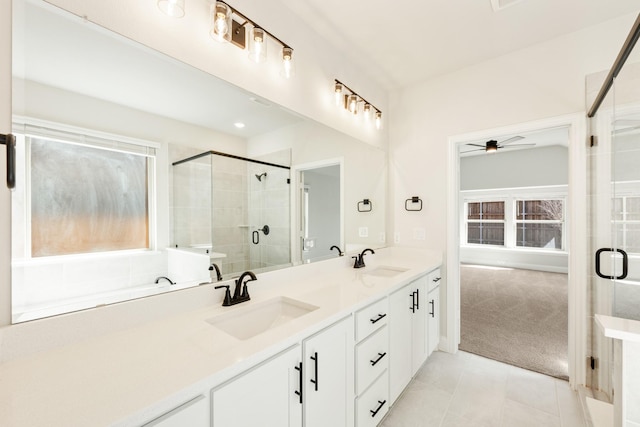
[585, 397, 613, 427]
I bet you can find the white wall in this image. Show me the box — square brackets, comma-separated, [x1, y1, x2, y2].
[460, 145, 568, 191]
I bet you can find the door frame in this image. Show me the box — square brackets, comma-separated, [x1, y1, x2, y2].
[446, 113, 587, 388]
[290, 158, 344, 265]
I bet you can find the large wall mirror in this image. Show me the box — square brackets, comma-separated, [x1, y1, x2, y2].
[10, 0, 387, 323]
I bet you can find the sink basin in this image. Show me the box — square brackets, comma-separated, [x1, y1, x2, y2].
[364, 266, 409, 278]
[206, 296, 319, 340]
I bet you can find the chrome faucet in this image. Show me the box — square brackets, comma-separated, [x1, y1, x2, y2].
[352, 248, 375, 269]
[215, 271, 257, 306]
[330, 245, 344, 256]
[155, 276, 175, 285]
[209, 263, 223, 281]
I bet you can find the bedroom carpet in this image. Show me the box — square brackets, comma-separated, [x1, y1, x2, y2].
[459, 264, 569, 380]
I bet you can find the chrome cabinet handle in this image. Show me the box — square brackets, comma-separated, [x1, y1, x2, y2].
[370, 313, 387, 324]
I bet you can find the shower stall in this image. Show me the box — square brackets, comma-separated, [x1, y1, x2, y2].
[586, 13, 640, 405]
[171, 149, 291, 277]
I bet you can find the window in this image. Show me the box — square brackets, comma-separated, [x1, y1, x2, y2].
[466, 201, 505, 246]
[515, 199, 564, 250]
[613, 195, 640, 254]
[24, 131, 155, 257]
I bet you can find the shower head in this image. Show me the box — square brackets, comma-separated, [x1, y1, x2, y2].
[255, 172, 267, 182]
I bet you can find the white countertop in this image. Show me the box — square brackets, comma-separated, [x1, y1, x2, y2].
[0, 247, 442, 427]
[595, 314, 640, 343]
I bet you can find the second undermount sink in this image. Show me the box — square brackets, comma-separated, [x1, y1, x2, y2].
[206, 296, 319, 341]
[364, 266, 409, 278]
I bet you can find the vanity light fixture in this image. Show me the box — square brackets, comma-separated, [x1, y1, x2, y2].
[157, 0, 185, 18]
[333, 79, 382, 129]
[158, 0, 294, 78]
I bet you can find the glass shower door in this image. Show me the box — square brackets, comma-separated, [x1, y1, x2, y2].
[588, 57, 640, 398]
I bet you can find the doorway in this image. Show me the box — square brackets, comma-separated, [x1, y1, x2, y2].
[446, 114, 588, 388]
[457, 127, 570, 379]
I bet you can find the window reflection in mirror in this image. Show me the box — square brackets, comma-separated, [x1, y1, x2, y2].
[10, 0, 387, 323]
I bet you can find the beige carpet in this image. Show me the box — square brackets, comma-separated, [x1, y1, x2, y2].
[459, 264, 569, 380]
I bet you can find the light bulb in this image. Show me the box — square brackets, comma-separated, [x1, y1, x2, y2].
[281, 47, 294, 79]
[210, 2, 232, 42]
[363, 104, 372, 121]
[157, 0, 185, 18]
[248, 28, 267, 63]
[375, 111, 382, 129]
[334, 83, 343, 106]
[348, 95, 358, 114]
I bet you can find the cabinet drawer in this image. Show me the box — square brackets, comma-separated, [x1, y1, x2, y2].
[355, 297, 388, 342]
[356, 325, 388, 394]
[428, 268, 442, 292]
[356, 371, 389, 427]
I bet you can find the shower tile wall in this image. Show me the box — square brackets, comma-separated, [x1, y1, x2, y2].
[211, 156, 250, 275]
[248, 164, 291, 271]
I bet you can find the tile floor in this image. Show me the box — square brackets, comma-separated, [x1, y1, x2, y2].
[380, 351, 587, 427]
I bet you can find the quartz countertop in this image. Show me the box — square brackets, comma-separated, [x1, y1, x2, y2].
[595, 314, 640, 343]
[0, 247, 442, 426]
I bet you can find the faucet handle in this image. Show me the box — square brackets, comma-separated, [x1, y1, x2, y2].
[214, 285, 232, 306]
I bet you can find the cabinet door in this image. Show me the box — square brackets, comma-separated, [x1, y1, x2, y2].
[411, 275, 428, 375]
[304, 317, 352, 427]
[428, 286, 440, 356]
[212, 345, 302, 427]
[389, 283, 413, 404]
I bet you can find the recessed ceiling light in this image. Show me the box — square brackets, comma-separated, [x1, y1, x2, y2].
[234, 122, 245, 129]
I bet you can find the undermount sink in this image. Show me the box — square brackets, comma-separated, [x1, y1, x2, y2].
[364, 266, 409, 278]
[206, 296, 319, 340]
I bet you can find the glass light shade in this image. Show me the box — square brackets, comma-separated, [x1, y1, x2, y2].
[375, 111, 382, 129]
[210, 2, 232, 42]
[334, 83, 343, 106]
[248, 28, 267, 63]
[363, 103, 372, 121]
[281, 47, 294, 79]
[348, 94, 358, 114]
[157, 0, 185, 18]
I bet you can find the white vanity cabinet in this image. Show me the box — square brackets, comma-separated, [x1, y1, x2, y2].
[354, 298, 390, 427]
[211, 345, 303, 427]
[303, 316, 353, 427]
[388, 274, 428, 404]
[142, 395, 208, 427]
[427, 268, 442, 356]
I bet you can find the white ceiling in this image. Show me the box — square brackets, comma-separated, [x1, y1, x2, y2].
[279, 0, 640, 89]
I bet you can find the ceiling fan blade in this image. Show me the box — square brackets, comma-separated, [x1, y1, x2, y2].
[460, 148, 486, 154]
[465, 143, 486, 148]
[498, 143, 536, 148]
[499, 136, 525, 145]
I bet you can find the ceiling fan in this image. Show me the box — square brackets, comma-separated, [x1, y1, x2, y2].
[462, 136, 535, 154]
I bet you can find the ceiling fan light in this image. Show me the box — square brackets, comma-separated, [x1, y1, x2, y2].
[486, 140, 498, 153]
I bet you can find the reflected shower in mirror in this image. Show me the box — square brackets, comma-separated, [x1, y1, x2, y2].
[171, 149, 291, 277]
